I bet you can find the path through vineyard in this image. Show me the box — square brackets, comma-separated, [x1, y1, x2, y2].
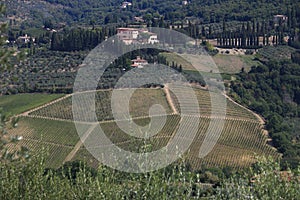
[63, 124, 97, 163]
[164, 84, 178, 114]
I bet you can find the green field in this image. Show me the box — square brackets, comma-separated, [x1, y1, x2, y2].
[0, 93, 64, 116]
[160, 52, 195, 71]
[213, 54, 261, 73]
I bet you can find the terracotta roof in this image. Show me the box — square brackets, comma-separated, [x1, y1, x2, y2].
[117, 28, 139, 31]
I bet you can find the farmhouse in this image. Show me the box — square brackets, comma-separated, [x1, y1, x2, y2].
[117, 28, 159, 45]
[117, 28, 139, 44]
[138, 30, 159, 44]
[16, 34, 35, 44]
[273, 15, 288, 26]
[131, 56, 148, 68]
[121, 1, 132, 8]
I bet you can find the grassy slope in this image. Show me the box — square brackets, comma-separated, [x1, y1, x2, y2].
[213, 54, 261, 73]
[160, 52, 261, 74]
[0, 93, 64, 116]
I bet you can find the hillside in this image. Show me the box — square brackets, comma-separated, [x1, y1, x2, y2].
[5, 0, 298, 28]
[1, 0, 300, 198]
[6, 88, 278, 169]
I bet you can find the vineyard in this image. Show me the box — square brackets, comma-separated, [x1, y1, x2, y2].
[29, 89, 173, 121]
[6, 117, 87, 168]
[6, 87, 279, 169]
[29, 88, 258, 121]
[70, 115, 278, 169]
[171, 88, 258, 121]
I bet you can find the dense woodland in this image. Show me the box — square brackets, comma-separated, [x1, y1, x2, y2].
[5, 0, 300, 27]
[230, 54, 300, 167]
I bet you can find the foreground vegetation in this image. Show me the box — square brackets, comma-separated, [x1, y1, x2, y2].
[0, 156, 298, 199]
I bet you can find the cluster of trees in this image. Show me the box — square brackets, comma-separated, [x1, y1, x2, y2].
[51, 27, 117, 51]
[6, 0, 300, 52]
[291, 51, 300, 65]
[0, 51, 86, 95]
[230, 58, 300, 167]
[98, 49, 203, 89]
[216, 16, 298, 48]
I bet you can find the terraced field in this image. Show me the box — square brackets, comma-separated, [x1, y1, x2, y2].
[29, 89, 172, 121]
[7, 88, 279, 169]
[71, 115, 277, 169]
[171, 88, 258, 121]
[7, 117, 87, 168]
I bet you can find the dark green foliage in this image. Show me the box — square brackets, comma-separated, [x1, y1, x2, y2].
[50, 27, 116, 51]
[55, 161, 97, 182]
[0, 4, 16, 71]
[0, 156, 298, 199]
[230, 57, 300, 167]
[5, 0, 300, 29]
[0, 156, 215, 199]
[0, 51, 86, 94]
[291, 51, 300, 65]
[215, 157, 300, 199]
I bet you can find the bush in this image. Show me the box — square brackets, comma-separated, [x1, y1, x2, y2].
[215, 157, 300, 200]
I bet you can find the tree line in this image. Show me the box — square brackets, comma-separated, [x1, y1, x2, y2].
[50, 27, 117, 51]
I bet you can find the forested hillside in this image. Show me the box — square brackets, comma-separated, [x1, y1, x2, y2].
[5, 0, 300, 28]
[229, 50, 300, 168]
